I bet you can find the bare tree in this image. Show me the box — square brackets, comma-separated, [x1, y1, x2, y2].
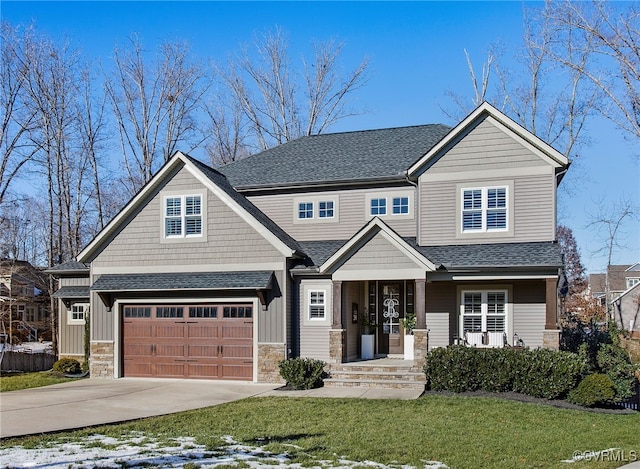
[217, 28, 369, 154]
[204, 94, 251, 166]
[545, 1, 640, 142]
[104, 36, 210, 196]
[587, 196, 638, 316]
[0, 22, 39, 206]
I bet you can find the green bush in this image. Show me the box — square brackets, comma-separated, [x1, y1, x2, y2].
[53, 357, 81, 375]
[597, 343, 636, 402]
[568, 373, 617, 407]
[278, 357, 327, 390]
[424, 346, 585, 400]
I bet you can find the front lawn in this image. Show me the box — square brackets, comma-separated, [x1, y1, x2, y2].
[2, 395, 639, 468]
[0, 371, 80, 392]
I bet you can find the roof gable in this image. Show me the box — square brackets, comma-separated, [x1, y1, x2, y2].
[77, 152, 302, 263]
[320, 218, 436, 274]
[407, 102, 569, 177]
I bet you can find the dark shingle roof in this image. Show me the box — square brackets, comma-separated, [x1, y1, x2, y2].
[45, 261, 89, 274]
[218, 124, 452, 188]
[91, 271, 274, 292]
[52, 286, 90, 298]
[410, 241, 563, 269]
[185, 155, 305, 254]
[295, 239, 562, 270]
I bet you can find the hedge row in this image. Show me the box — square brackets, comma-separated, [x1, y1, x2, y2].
[423, 345, 587, 399]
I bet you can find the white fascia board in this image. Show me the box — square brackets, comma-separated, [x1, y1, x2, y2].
[319, 217, 435, 273]
[77, 153, 187, 263]
[182, 159, 295, 258]
[407, 102, 569, 177]
[451, 274, 558, 281]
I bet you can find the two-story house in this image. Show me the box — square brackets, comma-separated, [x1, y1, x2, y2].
[51, 102, 569, 383]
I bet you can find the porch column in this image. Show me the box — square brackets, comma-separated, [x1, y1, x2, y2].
[329, 280, 345, 364]
[415, 278, 426, 329]
[543, 277, 560, 350]
[414, 277, 428, 371]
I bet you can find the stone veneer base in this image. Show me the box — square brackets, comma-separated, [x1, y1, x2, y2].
[257, 343, 286, 383]
[543, 329, 561, 350]
[90, 341, 114, 378]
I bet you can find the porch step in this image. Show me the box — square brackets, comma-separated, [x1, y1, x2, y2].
[325, 359, 426, 390]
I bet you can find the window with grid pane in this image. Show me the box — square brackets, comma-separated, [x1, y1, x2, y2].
[164, 195, 202, 238]
[392, 197, 409, 214]
[461, 290, 507, 337]
[370, 198, 386, 215]
[298, 202, 313, 219]
[462, 187, 507, 232]
[319, 201, 334, 218]
[309, 290, 326, 320]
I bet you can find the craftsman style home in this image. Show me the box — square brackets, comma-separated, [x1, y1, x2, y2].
[50, 102, 569, 383]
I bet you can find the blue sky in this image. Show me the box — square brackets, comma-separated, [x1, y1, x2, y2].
[2, 1, 638, 274]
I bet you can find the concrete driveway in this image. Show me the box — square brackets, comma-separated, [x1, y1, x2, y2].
[0, 378, 278, 439]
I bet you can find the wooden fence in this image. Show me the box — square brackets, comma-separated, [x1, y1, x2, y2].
[1, 351, 56, 372]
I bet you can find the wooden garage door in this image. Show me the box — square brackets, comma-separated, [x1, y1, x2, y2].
[122, 303, 253, 380]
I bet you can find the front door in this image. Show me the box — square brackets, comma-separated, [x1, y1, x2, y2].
[378, 282, 404, 356]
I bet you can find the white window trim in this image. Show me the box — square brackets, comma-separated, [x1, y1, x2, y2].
[458, 288, 510, 348]
[365, 190, 414, 220]
[308, 289, 327, 321]
[461, 186, 508, 233]
[69, 302, 89, 325]
[627, 278, 640, 289]
[370, 197, 388, 216]
[160, 190, 207, 243]
[391, 196, 410, 216]
[318, 200, 335, 219]
[456, 181, 514, 239]
[293, 195, 339, 224]
[297, 201, 315, 220]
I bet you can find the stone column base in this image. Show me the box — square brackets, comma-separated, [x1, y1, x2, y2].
[90, 341, 114, 378]
[413, 329, 429, 371]
[543, 329, 561, 350]
[329, 329, 346, 364]
[257, 343, 286, 383]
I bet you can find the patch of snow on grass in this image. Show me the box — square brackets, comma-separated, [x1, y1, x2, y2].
[0, 433, 449, 468]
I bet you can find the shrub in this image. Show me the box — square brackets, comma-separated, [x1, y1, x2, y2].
[568, 373, 617, 407]
[424, 346, 585, 399]
[597, 343, 636, 402]
[278, 357, 327, 390]
[53, 357, 81, 375]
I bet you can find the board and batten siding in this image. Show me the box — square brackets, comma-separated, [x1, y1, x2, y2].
[58, 276, 90, 356]
[298, 278, 332, 361]
[513, 280, 547, 349]
[92, 166, 283, 269]
[248, 187, 416, 242]
[257, 270, 286, 344]
[91, 277, 113, 342]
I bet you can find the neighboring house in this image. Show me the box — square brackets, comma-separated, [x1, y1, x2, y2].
[611, 283, 640, 338]
[50, 102, 569, 382]
[0, 259, 50, 344]
[589, 263, 640, 305]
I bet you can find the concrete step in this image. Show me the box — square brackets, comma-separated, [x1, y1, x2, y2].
[326, 360, 426, 389]
[324, 377, 426, 390]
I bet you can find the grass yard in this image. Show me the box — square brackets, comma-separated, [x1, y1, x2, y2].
[2, 395, 639, 468]
[0, 371, 80, 392]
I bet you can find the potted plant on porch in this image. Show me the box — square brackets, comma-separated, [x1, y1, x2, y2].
[400, 312, 416, 360]
[361, 308, 375, 360]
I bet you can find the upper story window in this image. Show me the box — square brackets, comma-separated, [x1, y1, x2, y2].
[309, 290, 326, 320]
[69, 303, 89, 325]
[370, 198, 387, 216]
[392, 197, 409, 215]
[627, 278, 640, 289]
[298, 202, 314, 219]
[164, 195, 202, 238]
[319, 201, 334, 218]
[462, 186, 507, 232]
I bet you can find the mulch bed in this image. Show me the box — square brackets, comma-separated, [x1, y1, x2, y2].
[422, 390, 637, 414]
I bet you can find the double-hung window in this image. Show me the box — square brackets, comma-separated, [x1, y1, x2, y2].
[309, 290, 326, 320]
[462, 187, 507, 232]
[370, 198, 387, 216]
[460, 290, 507, 347]
[164, 195, 202, 238]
